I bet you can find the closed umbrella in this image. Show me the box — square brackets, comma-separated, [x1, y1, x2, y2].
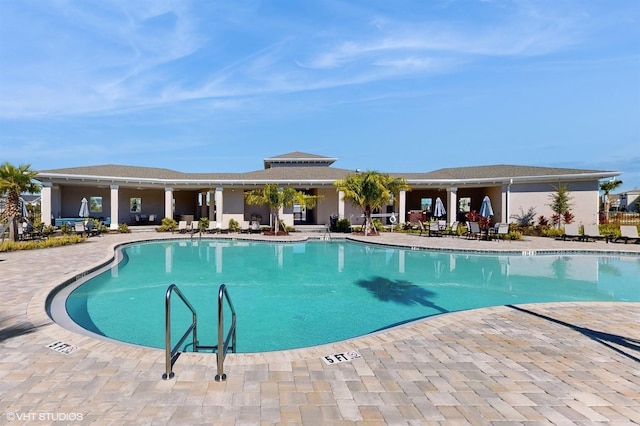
[79, 197, 89, 218]
[479, 195, 494, 217]
[434, 197, 446, 218]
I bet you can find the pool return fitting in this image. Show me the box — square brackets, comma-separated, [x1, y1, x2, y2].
[162, 283, 236, 381]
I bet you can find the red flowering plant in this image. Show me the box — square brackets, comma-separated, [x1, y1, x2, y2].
[465, 210, 480, 222]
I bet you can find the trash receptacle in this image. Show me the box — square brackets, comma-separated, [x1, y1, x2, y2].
[329, 214, 339, 231]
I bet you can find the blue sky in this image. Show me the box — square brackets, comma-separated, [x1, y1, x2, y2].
[1, 0, 639, 192]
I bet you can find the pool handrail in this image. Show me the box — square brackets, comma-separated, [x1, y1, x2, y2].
[162, 283, 198, 380]
[215, 283, 237, 382]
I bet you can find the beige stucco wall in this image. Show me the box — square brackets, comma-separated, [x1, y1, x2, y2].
[509, 181, 599, 225]
[315, 187, 339, 225]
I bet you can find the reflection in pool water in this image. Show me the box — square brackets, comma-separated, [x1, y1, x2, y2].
[64, 240, 640, 353]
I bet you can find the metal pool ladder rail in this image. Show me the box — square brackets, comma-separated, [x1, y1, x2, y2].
[162, 283, 237, 381]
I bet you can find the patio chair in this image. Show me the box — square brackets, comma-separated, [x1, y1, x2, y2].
[493, 223, 510, 241]
[466, 222, 482, 239]
[443, 221, 460, 237]
[205, 222, 218, 234]
[562, 224, 581, 241]
[582, 224, 605, 242]
[74, 221, 86, 236]
[177, 221, 188, 234]
[250, 221, 262, 234]
[614, 226, 640, 244]
[428, 221, 442, 237]
[190, 221, 200, 236]
[240, 221, 250, 233]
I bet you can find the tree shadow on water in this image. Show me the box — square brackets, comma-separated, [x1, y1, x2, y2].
[355, 276, 448, 314]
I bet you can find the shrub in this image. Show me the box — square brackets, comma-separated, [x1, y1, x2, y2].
[542, 228, 564, 238]
[0, 235, 86, 252]
[335, 218, 351, 233]
[508, 230, 523, 240]
[198, 218, 209, 232]
[157, 217, 177, 232]
[60, 223, 72, 235]
[228, 218, 239, 232]
[511, 207, 536, 227]
[537, 215, 549, 227]
[118, 223, 130, 233]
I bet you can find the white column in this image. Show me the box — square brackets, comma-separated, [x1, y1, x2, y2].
[215, 187, 223, 224]
[447, 187, 457, 225]
[399, 190, 406, 224]
[208, 190, 216, 221]
[338, 190, 345, 219]
[164, 187, 173, 221]
[41, 182, 52, 225]
[501, 184, 509, 224]
[110, 185, 119, 230]
[200, 191, 207, 219]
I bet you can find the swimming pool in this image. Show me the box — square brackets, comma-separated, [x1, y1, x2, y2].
[57, 240, 640, 353]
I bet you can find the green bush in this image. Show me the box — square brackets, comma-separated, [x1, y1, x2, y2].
[508, 230, 523, 240]
[372, 218, 384, 232]
[335, 218, 351, 233]
[198, 218, 210, 232]
[118, 223, 130, 233]
[541, 228, 564, 238]
[228, 218, 239, 232]
[157, 217, 177, 232]
[0, 235, 86, 252]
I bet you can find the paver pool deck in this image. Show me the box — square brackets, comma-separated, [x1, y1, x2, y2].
[1, 230, 639, 425]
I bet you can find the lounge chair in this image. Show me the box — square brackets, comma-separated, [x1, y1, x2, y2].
[443, 221, 460, 237]
[217, 221, 229, 234]
[250, 221, 261, 234]
[190, 221, 200, 235]
[614, 226, 640, 244]
[84, 220, 100, 237]
[582, 224, 604, 242]
[240, 221, 250, 233]
[74, 221, 86, 236]
[493, 223, 510, 241]
[177, 220, 188, 234]
[205, 222, 218, 234]
[562, 224, 581, 241]
[428, 222, 442, 237]
[466, 222, 482, 239]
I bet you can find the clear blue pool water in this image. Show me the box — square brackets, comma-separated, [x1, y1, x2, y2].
[64, 240, 640, 353]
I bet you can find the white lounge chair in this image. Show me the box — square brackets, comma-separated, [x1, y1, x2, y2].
[177, 220, 188, 234]
[582, 224, 604, 242]
[562, 224, 581, 241]
[614, 226, 639, 244]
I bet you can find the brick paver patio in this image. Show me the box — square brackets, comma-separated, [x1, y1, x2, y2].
[1, 231, 638, 424]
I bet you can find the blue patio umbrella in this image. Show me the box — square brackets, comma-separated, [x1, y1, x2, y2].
[479, 195, 494, 217]
[434, 197, 446, 218]
[79, 197, 89, 218]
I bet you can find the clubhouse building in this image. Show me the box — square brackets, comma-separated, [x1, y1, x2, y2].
[36, 152, 620, 230]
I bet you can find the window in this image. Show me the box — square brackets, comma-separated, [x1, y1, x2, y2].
[90, 196, 102, 213]
[420, 198, 432, 212]
[459, 197, 471, 213]
[130, 198, 141, 213]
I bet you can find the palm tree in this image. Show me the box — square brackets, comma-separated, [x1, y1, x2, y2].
[0, 162, 41, 241]
[334, 171, 410, 236]
[600, 179, 623, 217]
[244, 184, 321, 234]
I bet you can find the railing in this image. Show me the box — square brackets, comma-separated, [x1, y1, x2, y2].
[163, 284, 197, 380]
[214, 284, 236, 381]
[162, 283, 236, 381]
